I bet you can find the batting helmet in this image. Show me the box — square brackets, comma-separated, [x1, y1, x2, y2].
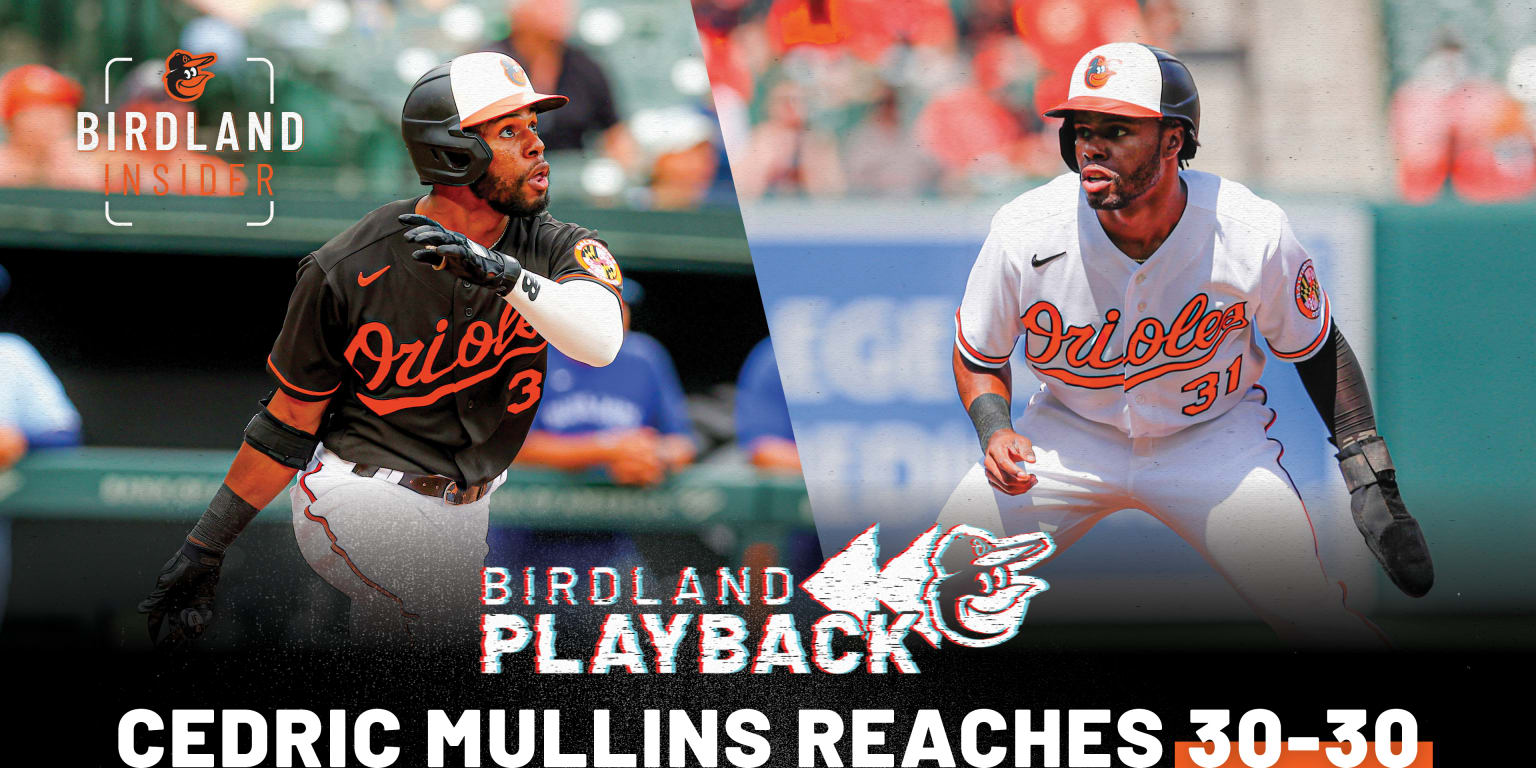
[1043, 42, 1200, 172]
[400, 52, 568, 186]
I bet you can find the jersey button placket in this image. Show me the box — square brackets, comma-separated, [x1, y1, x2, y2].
[1122, 276, 1142, 421]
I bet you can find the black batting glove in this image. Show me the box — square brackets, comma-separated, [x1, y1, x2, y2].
[1336, 432, 1435, 597]
[398, 213, 522, 296]
[137, 539, 224, 648]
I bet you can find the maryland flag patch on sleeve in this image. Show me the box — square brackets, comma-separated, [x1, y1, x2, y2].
[1293, 259, 1322, 319]
[574, 238, 622, 289]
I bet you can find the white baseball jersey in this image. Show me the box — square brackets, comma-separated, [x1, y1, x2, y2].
[955, 170, 1330, 438]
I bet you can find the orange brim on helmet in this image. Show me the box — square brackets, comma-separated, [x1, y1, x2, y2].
[1043, 95, 1162, 120]
[460, 93, 568, 128]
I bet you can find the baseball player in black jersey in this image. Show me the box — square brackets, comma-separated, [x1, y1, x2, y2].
[139, 52, 626, 646]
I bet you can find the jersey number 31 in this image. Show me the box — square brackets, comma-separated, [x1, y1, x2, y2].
[1181, 356, 1242, 416]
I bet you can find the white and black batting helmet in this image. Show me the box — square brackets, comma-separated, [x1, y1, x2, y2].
[400, 52, 568, 186]
[1043, 42, 1200, 172]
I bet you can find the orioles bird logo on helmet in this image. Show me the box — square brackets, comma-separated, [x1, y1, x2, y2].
[500, 58, 530, 88]
[163, 49, 217, 102]
[1084, 55, 1117, 88]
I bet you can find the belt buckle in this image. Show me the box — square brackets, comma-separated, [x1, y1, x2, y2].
[442, 480, 460, 504]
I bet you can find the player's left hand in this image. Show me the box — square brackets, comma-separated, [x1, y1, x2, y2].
[138, 539, 224, 648]
[398, 213, 523, 295]
[1336, 433, 1434, 597]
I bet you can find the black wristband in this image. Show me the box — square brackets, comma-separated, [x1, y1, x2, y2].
[1335, 432, 1394, 493]
[187, 483, 261, 554]
[179, 537, 225, 566]
[967, 393, 1013, 452]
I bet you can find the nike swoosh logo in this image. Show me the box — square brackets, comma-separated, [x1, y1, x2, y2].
[358, 266, 391, 286]
[1031, 251, 1067, 268]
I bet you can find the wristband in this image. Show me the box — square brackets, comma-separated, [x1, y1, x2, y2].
[967, 393, 1013, 452]
[187, 483, 261, 554]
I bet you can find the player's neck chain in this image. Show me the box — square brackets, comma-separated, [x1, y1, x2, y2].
[489, 215, 511, 249]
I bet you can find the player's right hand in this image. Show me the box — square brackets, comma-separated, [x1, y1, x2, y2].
[137, 539, 224, 648]
[983, 429, 1037, 496]
[398, 213, 523, 296]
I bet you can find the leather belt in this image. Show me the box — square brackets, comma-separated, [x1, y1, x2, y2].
[350, 463, 490, 505]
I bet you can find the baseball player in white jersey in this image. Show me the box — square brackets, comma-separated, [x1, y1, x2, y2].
[940, 43, 1434, 646]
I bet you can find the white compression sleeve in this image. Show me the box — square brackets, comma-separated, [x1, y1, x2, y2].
[502, 273, 623, 366]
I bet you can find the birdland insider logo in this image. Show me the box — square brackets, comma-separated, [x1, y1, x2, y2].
[77, 50, 301, 225]
[478, 525, 1057, 674]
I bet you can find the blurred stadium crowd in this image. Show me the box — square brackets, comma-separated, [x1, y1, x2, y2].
[0, 0, 735, 209]
[694, 0, 1536, 203]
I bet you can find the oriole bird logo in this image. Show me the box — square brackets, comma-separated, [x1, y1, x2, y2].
[924, 526, 1056, 648]
[163, 49, 217, 102]
[1084, 55, 1116, 88]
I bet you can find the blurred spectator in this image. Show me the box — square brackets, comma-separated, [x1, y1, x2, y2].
[0, 65, 98, 190]
[733, 79, 845, 200]
[735, 337, 799, 473]
[486, 0, 638, 171]
[0, 262, 81, 627]
[915, 77, 1024, 193]
[0, 264, 83, 471]
[843, 85, 929, 196]
[631, 106, 723, 209]
[765, 0, 956, 62]
[1391, 35, 1536, 203]
[107, 60, 248, 196]
[517, 279, 696, 486]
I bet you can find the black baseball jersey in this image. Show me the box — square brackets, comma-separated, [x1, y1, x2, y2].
[267, 197, 622, 485]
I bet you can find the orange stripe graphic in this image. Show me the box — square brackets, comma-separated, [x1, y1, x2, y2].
[1173, 741, 1431, 767]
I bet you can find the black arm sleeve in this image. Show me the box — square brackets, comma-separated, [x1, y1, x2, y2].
[1293, 324, 1376, 444]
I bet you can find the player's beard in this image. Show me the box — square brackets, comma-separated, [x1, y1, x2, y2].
[471, 167, 550, 217]
[1084, 150, 1163, 211]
